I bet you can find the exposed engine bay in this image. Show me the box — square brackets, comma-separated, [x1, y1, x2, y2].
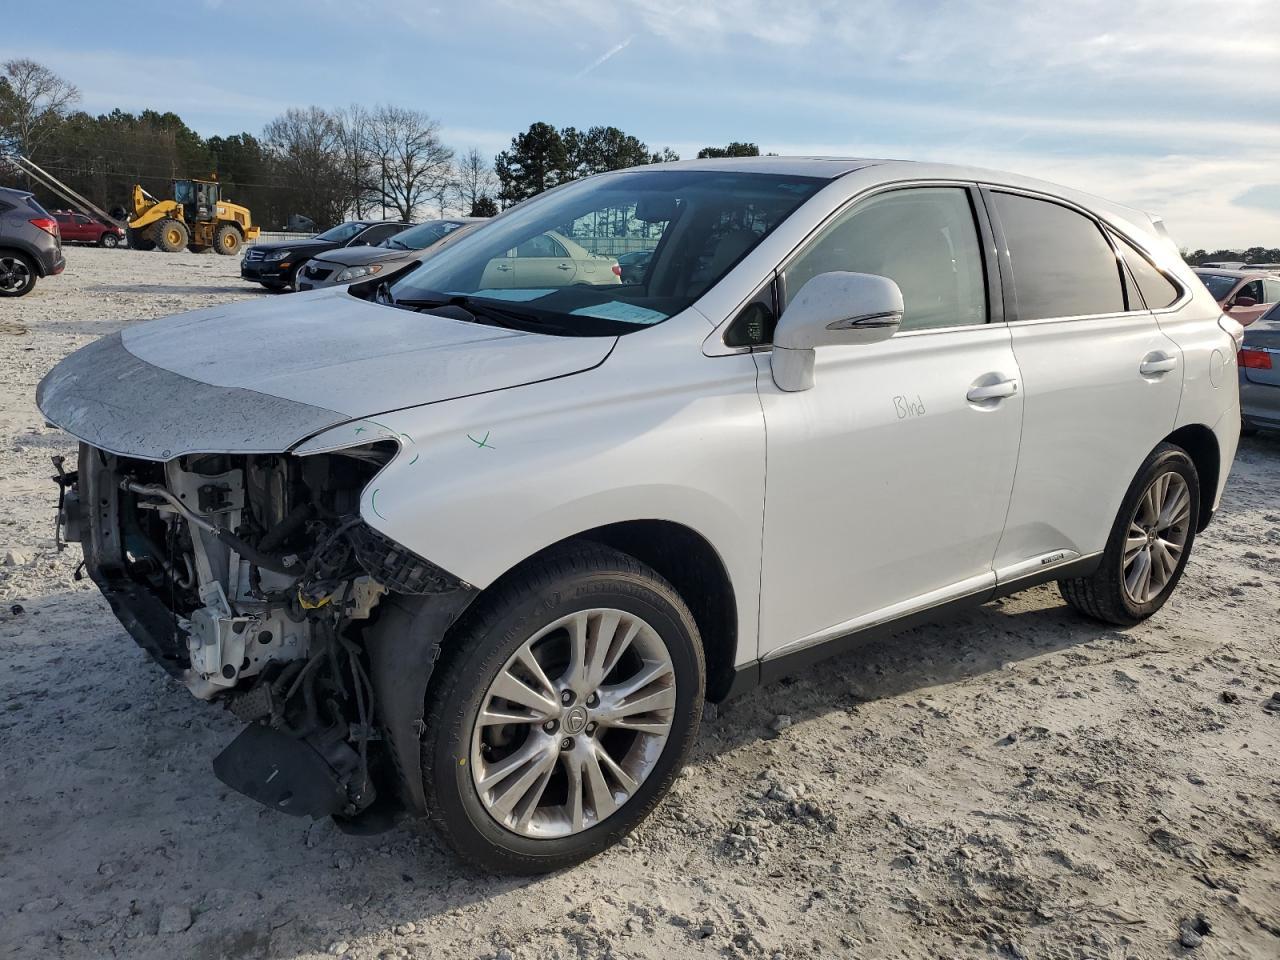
[55, 442, 473, 826]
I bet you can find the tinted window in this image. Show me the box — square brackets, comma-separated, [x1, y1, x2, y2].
[1197, 273, 1237, 300]
[784, 186, 987, 331]
[993, 192, 1124, 320]
[1115, 235, 1180, 309]
[314, 222, 367, 243]
[354, 224, 405, 246]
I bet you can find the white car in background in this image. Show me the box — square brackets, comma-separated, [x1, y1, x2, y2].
[479, 229, 620, 288]
[37, 157, 1240, 874]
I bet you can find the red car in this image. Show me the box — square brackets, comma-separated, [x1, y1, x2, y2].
[53, 211, 125, 248]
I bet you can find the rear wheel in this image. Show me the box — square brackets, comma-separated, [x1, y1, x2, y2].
[1059, 443, 1199, 625]
[99, 232, 120, 249]
[0, 253, 37, 297]
[214, 223, 243, 256]
[153, 218, 189, 253]
[420, 543, 704, 874]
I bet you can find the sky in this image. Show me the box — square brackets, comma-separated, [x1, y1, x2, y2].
[7, 0, 1280, 249]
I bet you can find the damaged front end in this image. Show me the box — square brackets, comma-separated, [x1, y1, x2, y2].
[59, 442, 474, 826]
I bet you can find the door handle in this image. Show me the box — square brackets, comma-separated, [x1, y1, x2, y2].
[496, 264, 511, 271]
[1139, 353, 1178, 376]
[966, 378, 1019, 402]
[557, 263, 573, 271]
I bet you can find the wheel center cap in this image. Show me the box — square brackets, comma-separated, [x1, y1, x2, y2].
[563, 705, 588, 735]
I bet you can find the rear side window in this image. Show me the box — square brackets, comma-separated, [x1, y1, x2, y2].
[784, 186, 988, 332]
[1115, 235, 1180, 309]
[1263, 278, 1280, 303]
[992, 192, 1124, 321]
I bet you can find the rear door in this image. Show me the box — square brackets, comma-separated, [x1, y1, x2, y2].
[985, 188, 1184, 577]
[1227, 277, 1269, 326]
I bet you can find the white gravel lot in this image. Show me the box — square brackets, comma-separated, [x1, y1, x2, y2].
[1, 247, 1278, 960]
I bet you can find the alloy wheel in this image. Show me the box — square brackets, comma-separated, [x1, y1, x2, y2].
[0, 256, 33, 294]
[470, 608, 676, 838]
[1122, 470, 1191, 604]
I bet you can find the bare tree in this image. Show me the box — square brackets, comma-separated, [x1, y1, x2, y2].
[0, 59, 80, 158]
[453, 147, 498, 217]
[334, 105, 377, 218]
[367, 105, 453, 221]
[263, 106, 351, 227]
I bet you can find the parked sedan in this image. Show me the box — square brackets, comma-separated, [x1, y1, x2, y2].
[53, 211, 126, 248]
[0, 186, 65, 297]
[478, 230, 620, 288]
[297, 218, 481, 291]
[1240, 303, 1280, 434]
[1194, 268, 1280, 326]
[241, 220, 413, 291]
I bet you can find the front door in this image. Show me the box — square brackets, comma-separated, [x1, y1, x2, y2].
[984, 189, 1184, 576]
[756, 185, 1023, 659]
[513, 233, 578, 287]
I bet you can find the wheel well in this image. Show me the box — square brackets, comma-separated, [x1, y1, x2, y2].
[570, 520, 740, 702]
[0, 246, 39, 275]
[1165, 424, 1219, 531]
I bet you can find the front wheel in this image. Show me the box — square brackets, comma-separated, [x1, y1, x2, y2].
[420, 543, 705, 874]
[1059, 443, 1200, 625]
[99, 232, 120, 249]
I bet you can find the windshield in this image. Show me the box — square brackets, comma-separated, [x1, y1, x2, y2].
[315, 222, 367, 243]
[382, 220, 461, 250]
[1197, 273, 1238, 301]
[385, 170, 825, 335]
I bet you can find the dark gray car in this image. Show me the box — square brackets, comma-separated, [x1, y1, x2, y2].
[1240, 304, 1280, 434]
[296, 218, 481, 290]
[0, 186, 65, 297]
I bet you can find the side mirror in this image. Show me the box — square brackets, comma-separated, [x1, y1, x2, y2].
[771, 272, 903, 392]
[1231, 295, 1257, 308]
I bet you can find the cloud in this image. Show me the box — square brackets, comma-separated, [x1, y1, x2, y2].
[575, 36, 634, 78]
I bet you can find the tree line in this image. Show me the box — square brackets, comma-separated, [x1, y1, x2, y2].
[1182, 247, 1280, 266]
[0, 58, 761, 230]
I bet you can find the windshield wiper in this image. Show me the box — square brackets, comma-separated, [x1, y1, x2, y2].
[391, 291, 570, 335]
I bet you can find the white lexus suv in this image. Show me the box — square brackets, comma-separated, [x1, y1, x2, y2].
[37, 158, 1241, 873]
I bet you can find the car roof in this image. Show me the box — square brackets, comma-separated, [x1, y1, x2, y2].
[625, 156, 1160, 234]
[0, 185, 35, 200]
[1194, 267, 1278, 279]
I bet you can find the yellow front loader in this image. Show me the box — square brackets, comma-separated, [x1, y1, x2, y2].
[127, 179, 260, 255]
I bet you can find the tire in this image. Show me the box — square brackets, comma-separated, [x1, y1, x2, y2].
[126, 227, 155, 251]
[1059, 442, 1200, 626]
[260, 280, 286, 292]
[419, 542, 705, 874]
[99, 232, 120, 249]
[153, 218, 189, 253]
[0, 252, 37, 297]
[213, 223, 242, 256]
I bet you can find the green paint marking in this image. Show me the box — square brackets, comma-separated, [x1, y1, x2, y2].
[467, 431, 495, 450]
[354, 425, 367, 435]
[408, 453, 420, 466]
[370, 488, 388, 520]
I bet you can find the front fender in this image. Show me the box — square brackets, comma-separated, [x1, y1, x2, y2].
[295, 312, 766, 666]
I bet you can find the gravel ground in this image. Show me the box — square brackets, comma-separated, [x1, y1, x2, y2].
[1, 247, 1278, 960]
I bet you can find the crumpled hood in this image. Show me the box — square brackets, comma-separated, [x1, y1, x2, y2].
[309, 245, 417, 268]
[37, 288, 615, 461]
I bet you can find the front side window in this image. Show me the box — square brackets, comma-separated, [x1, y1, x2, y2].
[385, 170, 824, 336]
[1237, 279, 1264, 303]
[993, 192, 1124, 321]
[783, 186, 987, 332]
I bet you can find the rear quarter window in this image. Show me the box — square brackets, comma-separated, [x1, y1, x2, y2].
[1114, 234, 1181, 309]
[991, 191, 1125, 321]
